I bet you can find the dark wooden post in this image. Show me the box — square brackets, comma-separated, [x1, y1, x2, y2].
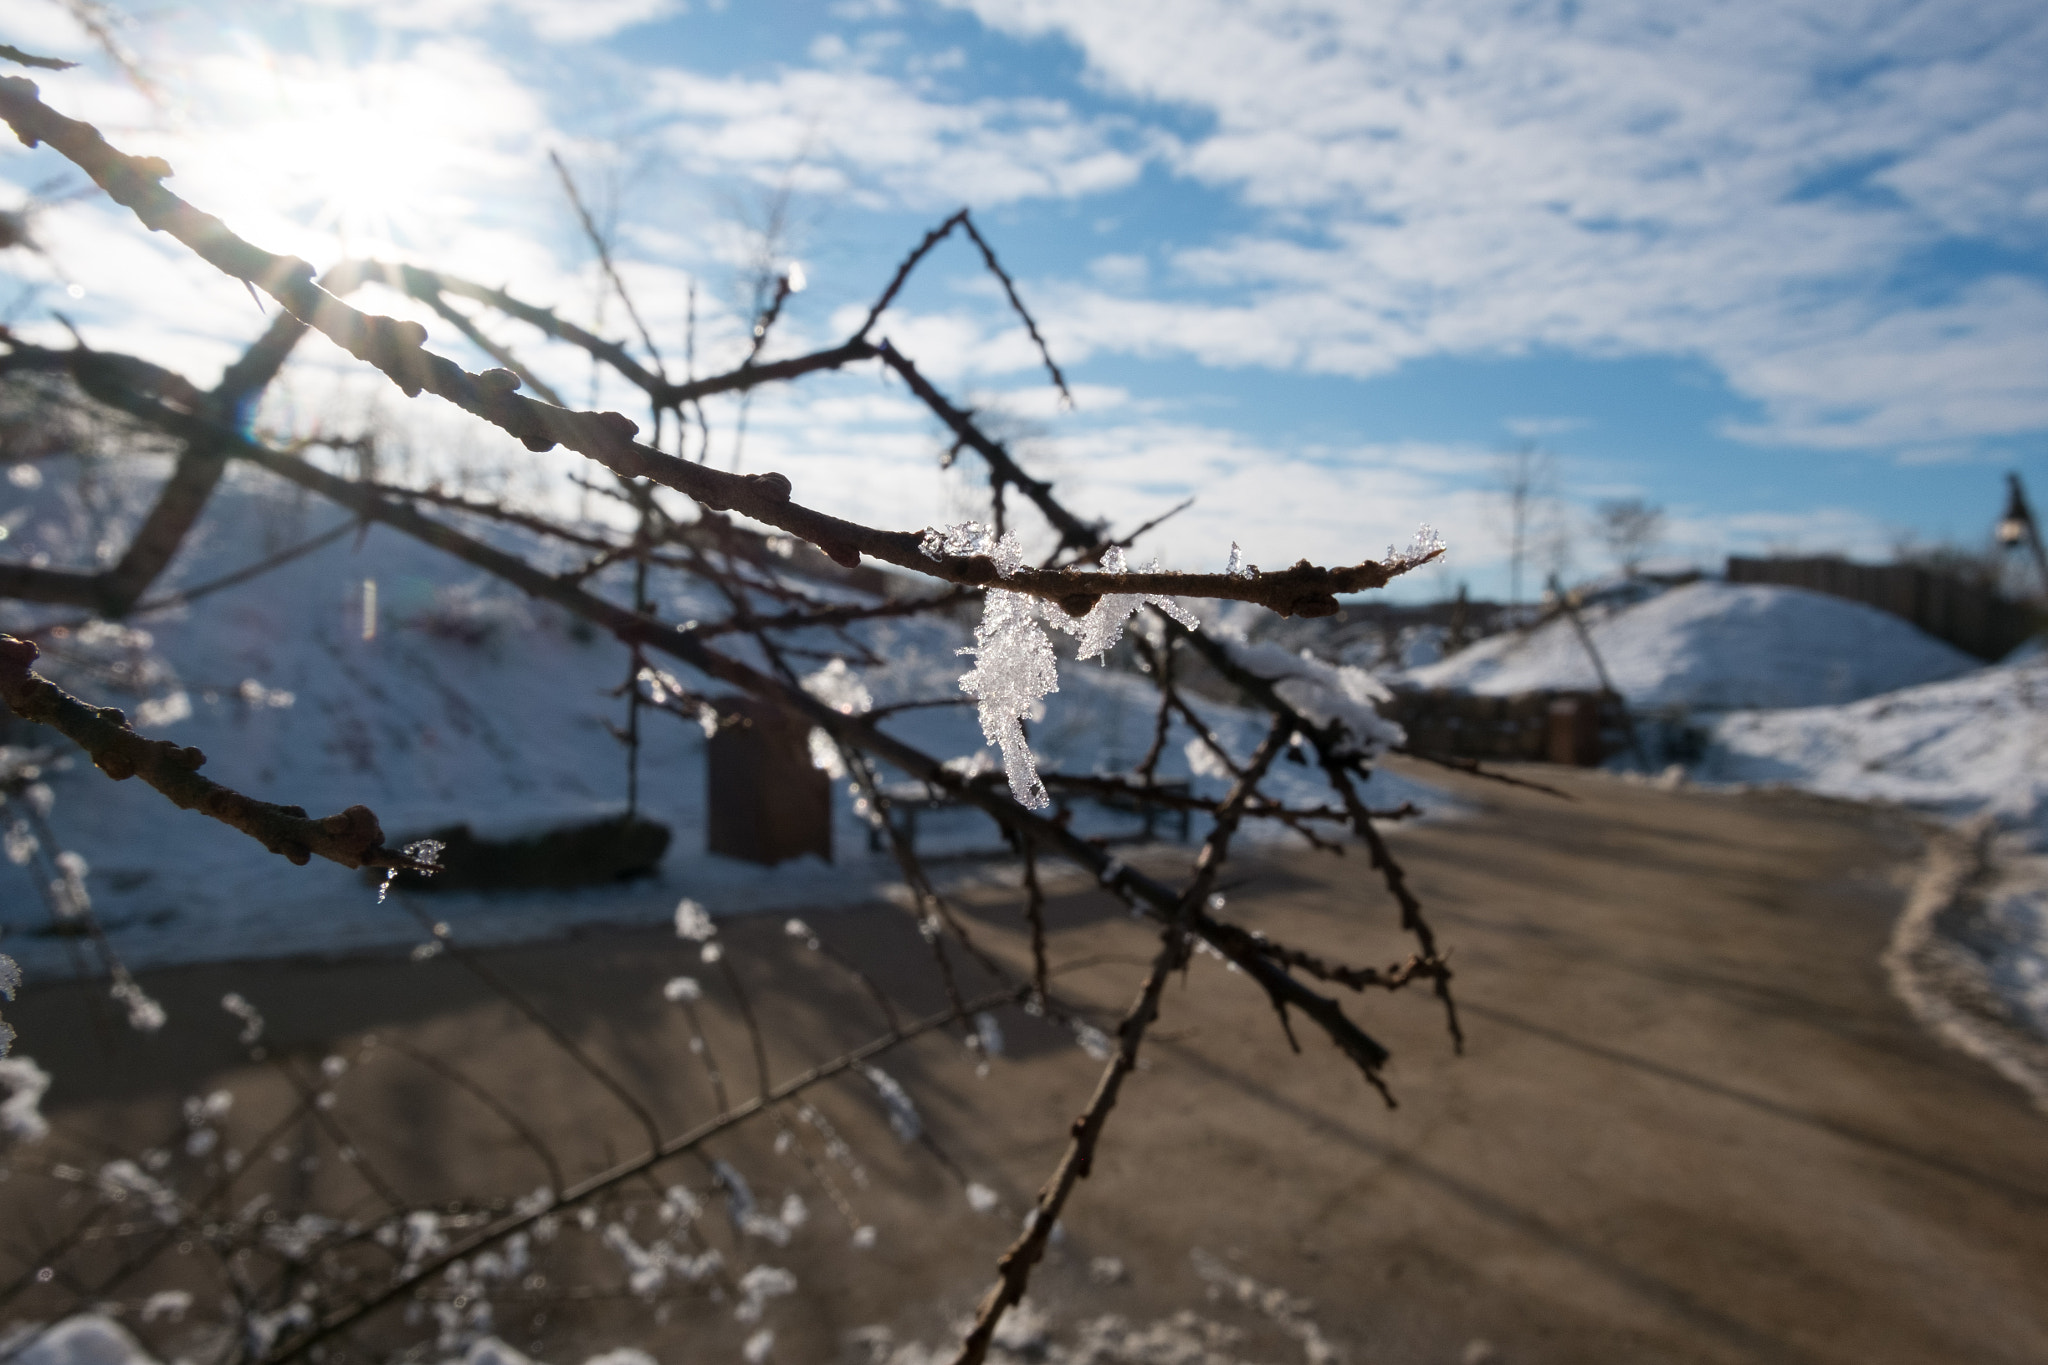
[706, 697, 833, 865]
[1546, 694, 1604, 766]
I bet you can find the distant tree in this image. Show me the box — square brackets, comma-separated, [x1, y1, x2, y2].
[1594, 496, 1665, 578]
[1494, 442, 1559, 607]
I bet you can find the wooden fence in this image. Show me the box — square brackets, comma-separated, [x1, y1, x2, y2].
[1382, 687, 1628, 766]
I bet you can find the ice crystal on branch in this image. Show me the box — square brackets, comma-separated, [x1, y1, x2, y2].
[1385, 524, 1447, 572]
[920, 521, 1021, 574]
[936, 523, 1060, 808]
[938, 524, 1203, 808]
[1045, 546, 1201, 662]
[962, 582, 1059, 808]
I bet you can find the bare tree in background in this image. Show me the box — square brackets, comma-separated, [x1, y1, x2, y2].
[1594, 496, 1665, 579]
[1494, 442, 1558, 608]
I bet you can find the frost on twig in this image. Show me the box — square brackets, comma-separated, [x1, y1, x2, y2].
[942, 524, 1061, 809]
[941, 527, 1201, 809]
[1383, 524, 1447, 574]
[1043, 546, 1200, 661]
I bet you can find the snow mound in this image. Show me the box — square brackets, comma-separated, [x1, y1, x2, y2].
[1401, 581, 1979, 711]
[1700, 658, 2048, 832]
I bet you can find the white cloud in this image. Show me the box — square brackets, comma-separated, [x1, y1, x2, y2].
[940, 0, 2048, 453]
[299, 0, 682, 42]
[1504, 417, 1588, 439]
[647, 65, 1150, 210]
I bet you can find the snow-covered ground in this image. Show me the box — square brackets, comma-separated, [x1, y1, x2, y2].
[1700, 656, 2048, 833]
[0, 477, 1441, 981]
[1399, 580, 1980, 710]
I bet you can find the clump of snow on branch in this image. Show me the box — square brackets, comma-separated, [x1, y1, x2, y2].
[1217, 635, 1406, 760]
[734, 1265, 797, 1324]
[803, 658, 871, 778]
[600, 1218, 722, 1297]
[1071, 1021, 1113, 1062]
[582, 1348, 655, 1365]
[141, 1291, 192, 1324]
[182, 1089, 231, 1157]
[710, 1162, 807, 1246]
[49, 850, 90, 923]
[0, 1054, 51, 1143]
[221, 992, 264, 1045]
[973, 1011, 1004, 1057]
[674, 898, 715, 942]
[110, 973, 166, 1034]
[0, 953, 17, 1057]
[1184, 737, 1235, 782]
[930, 523, 1199, 809]
[862, 1064, 921, 1142]
[97, 1159, 180, 1224]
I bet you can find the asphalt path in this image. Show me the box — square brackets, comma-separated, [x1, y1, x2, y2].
[9, 764, 2045, 1364]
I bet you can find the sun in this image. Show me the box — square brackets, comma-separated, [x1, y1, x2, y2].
[200, 48, 524, 259]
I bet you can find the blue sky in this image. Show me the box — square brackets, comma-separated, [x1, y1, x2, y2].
[3, 0, 2045, 601]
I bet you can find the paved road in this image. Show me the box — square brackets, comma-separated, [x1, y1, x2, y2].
[9, 765, 2046, 1364]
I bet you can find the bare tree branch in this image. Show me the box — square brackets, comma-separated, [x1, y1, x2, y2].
[0, 634, 433, 871]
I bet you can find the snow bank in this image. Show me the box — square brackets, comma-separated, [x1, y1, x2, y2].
[1401, 581, 1978, 711]
[0, 481, 1442, 977]
[1700, 658, 2048, 832]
